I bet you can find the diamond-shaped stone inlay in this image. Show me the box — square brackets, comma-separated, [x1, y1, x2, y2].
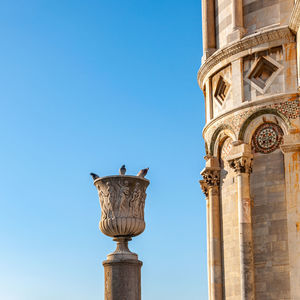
[214, 76, 230, 106]
[245, 56, 283, 94]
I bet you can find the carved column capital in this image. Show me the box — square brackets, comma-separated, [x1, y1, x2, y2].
[228, 157, 253, 174]
[200, 156, 220, 192]
[227, 143, 253, 174]
[199, 180, 209, 197]
[201, 167, 221, 187]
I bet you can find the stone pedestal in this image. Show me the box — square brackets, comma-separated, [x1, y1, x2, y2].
[103, 237, 142, 300]
[103, 259, 142, 300]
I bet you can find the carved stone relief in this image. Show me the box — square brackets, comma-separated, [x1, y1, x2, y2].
[228, 157, 253, 174]
[201, 168, 220, 187]
[95, 176, 149, 237]
[199, 180, 209, 197]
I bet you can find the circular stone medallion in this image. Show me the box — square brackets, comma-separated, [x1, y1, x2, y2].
[252, 123, 283, 154]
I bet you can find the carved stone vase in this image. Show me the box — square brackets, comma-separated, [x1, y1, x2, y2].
[94, 175, 150, 239]
[93, 175, 150, 300]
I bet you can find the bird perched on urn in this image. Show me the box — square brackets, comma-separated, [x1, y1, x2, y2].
[119, 165, 126, 175]
[90, 172, 99, 180]
[137, 168, 149, 178]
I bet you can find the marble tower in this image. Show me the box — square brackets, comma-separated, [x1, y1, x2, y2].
[199, 1, 300, 299]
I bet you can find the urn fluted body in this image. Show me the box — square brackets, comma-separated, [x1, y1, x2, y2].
[94, 175, 150, 238]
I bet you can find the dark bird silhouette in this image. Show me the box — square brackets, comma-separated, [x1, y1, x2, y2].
[119, 165, 126, 175]
[137, 168, 149, 178]
[90, 172, 99, 180]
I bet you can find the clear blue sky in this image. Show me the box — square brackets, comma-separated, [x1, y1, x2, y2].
[0, 1, 207, 299]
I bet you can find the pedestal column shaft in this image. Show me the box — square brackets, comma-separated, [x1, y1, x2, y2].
[103, 259, 142, 300]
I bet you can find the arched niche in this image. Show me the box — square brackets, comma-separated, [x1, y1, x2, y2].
[238, 108, 290, 144]
[210, 125, 236, 157]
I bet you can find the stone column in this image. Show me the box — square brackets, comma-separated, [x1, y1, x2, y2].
[205, 78, 214, 123]
[200, 179, 211, 300]
[228, 144, 255, 300]
[231, 58, 244, 105]
[202, 0, 216, 62]
[227, 0, 246, 43]
[281, 133, 300, 299]
[201, 157, 222, 300]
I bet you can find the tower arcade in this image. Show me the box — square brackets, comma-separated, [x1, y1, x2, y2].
[199, 1, 300, 299]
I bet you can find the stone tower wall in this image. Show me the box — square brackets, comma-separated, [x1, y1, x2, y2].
[215, 0, 233, 48]
[243, 0, 292, 35]
[200, 0, 300, 299]
[214, 0, 294, 50]
[251, 149, 290, 299]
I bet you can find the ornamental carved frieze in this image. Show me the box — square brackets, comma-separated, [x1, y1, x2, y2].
[228, 157, 253, 174]
[204, 98, 299, 155]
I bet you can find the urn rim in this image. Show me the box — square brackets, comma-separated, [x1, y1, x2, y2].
[93, 175, 150, 185]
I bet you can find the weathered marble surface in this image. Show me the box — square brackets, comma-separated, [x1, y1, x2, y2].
[200, 1, 300, 299]
[94, 175, 149, 237]
[93, 175, 150, 300]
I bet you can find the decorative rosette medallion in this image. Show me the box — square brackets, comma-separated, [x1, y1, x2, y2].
[252, 123, 283, 154]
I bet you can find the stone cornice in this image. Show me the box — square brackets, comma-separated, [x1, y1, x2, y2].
[197, 26, 295, 89]
[281, 143, 300, 153]
[281, 133, 300, 153]
[289, 0, 300, 33]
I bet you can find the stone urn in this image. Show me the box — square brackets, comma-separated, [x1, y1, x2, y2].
[93, 175, 150, 259]
[93, 174, 150, 300]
